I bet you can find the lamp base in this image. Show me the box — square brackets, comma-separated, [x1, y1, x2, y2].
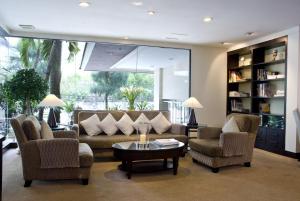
[47, 108, 57, 128]
[187, 109, 198, 126]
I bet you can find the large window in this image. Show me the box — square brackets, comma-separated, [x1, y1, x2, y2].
[0, 36, 190, 138]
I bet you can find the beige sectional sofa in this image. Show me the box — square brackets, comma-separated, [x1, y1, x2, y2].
[72, 110, 187, 155]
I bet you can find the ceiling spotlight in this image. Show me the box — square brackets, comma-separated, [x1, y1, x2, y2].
[123, 36, 129, 40]
[148, 10, 156, 15]
[79, 1, 90, 7]
[220, 42, 232, 45]
[246, 32, 255, 36]
[19, 24, 35, 30]
[132, 1, 143, 6]
[203, 16, 213, 22]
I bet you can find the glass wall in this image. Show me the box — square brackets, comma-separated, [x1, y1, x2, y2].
[0, 36, 190, 139]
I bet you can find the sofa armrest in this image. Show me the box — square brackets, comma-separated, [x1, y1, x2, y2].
[198, 127, 222, 139]
[53, 130, 78, 139]
[170, 124, 186, 135]
[219, 132, 248, 157]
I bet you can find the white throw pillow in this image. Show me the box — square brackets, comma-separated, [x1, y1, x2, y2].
[100, 113, 118, 136]
[40, 120, 54, 139]
[133, 113, 152, 132]
[80, 114, 102, 136]
[150, 112, 172, 134]
[222, 117, 240, 133]
[116, 113, 134, 136]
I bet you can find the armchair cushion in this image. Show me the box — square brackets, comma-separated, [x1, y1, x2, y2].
[219, 132, 248, 157]
[36, 138, 80, 169]
[233, 116, 251, 132]
[189, 138, 223, 157]
[22, 116, 41, 140]
[198, 127, 222, 139]
[79, 143, 94, 167]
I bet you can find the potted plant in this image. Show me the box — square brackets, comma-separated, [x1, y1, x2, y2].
[3, 69, 48, 115]
[120, 86, 144, 111]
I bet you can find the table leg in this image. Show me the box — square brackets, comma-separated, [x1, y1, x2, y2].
[173, 157, 179, 175]
[163, 158, 168, 169]
[127, 161, 132, 179]
[122, 160, 127, 170]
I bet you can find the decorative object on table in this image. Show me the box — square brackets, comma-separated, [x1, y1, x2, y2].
[2, 69, 48, 115]
[63, 101, 75, 125]
[38, 94, 65, 128]
[120, 86, 144, 111]
[272, 49, 278, 61]
[153, 138, 179, 146]
[259, 103, 270, 114]
[136, 122, 151, 145]
[183, 97, 203, 126]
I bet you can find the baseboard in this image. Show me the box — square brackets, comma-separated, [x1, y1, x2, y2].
[282, 151, 300, 159]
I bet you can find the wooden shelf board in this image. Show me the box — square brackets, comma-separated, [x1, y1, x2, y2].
[253, 59, 286, 66]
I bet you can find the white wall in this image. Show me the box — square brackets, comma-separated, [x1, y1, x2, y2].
[230, 26, 300, 153]
[191, 46, 227, 127]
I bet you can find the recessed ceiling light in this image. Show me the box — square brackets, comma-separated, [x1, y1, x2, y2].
[132, 1, 143, 6]
[123, 36, 129, 40]
[246, 32, 255, 36]
[19, 24, 35, 30]
[220, 42, 233, 45]
[148, 10, 156, 15]
[203, 16, 213, 22]
[171, 33, 188, 36]
[79, 1, 90, 7]
[166, 37, 179, 40]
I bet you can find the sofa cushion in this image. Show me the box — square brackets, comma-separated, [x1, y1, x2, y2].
[222, 117, 240, 133]
[40, 120, 54, 139]
[79, 143, 94, 167]
[80, 114, 102, 136]
[79, 133, 187, 149]
[100, 113, 118, 136]
[151, 112, 172, 134]
[132, 113, 152, 132]
[189, 138, 223, 157]
[22, 115, 41, 140]
[116, 113, 134, 136]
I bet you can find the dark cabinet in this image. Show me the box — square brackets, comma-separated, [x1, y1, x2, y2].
[255, 127, 285, 154]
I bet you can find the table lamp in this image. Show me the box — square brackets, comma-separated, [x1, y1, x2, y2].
[38, 94, 65, 128]
[183, 97, 203, 126]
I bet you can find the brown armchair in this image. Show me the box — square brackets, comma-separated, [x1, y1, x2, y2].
[11, 114, 94, 187]
[189, 113, 260, 173]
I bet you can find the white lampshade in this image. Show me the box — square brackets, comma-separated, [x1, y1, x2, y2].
[183, 97, 203, 109]
[38, 94, 65, 107]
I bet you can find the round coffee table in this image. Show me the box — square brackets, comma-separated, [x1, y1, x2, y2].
[112, 141, 184, 179]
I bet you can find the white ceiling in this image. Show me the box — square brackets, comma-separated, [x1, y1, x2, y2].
[0, 0, 300, 45]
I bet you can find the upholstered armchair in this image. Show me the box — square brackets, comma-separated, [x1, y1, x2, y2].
[189, 113, 260, 173]
[11, 114, 94, 187]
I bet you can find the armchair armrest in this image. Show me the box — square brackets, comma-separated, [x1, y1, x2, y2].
[219, 132, 248, 157]
[71, 124, 79, 135]
[53, 130, 78, 139]
[198, 127, 222, 139]
[170, 124, 186, 135]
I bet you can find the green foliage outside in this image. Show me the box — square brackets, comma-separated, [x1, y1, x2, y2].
[91, 72, 128, 109]
[2, 69, 48, 115]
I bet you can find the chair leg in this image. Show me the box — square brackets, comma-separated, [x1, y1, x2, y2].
[81, 179, 89, 185]
[211, 168, 219, 173]
[24, 180, 32, 187]
[244, 162, 251, 167]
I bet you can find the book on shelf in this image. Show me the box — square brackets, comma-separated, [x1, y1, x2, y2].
[257, 83, 274, 97]
[230, 99, 249, 113]
[229, 91, 250, 97]
[229, 71, 250, 83]
[257, 69, 284, 81]
[153, 139, 179, 146]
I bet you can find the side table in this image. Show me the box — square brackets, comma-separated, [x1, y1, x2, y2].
[184, 123, 207, 138]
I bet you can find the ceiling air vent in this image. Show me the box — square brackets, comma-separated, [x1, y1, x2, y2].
[19, 24, 35, 30]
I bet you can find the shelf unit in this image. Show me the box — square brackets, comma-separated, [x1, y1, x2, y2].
[227, 36, 287, 155]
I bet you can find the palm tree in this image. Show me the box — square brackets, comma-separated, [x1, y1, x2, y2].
[18, 38, 80, 121]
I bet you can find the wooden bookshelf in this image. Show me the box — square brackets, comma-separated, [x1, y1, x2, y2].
[227, 36, 287, 155]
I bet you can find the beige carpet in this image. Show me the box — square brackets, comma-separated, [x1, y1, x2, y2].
[3, 149, 300, 201]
